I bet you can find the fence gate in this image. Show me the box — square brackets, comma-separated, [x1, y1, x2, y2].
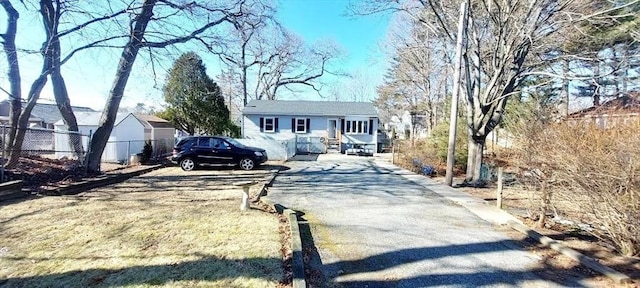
[295, 136, 327, 154]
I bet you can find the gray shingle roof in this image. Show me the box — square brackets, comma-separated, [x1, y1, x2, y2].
[242, 100, 378, 117]
[133, 114, 175, 129]
[31, 103, 95, 125]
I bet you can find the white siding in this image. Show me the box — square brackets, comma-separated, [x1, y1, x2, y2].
[243, 114, 379, 153]
[54, 124, 95, 159]
[113, 114, 146, 162]
[243, 115, 330, 140]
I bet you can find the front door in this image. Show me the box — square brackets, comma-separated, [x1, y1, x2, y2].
[328, 119, 337, 139]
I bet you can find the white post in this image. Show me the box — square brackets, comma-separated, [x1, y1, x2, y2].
[240, 186, 250, 210]
[234, 181, 258, 211]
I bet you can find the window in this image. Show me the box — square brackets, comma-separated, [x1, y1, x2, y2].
[264, 117, 275, 132]
[346, 120, 369, 134]
[259, 117, 278, 133]
[295, 118, 307, 133]
[197, 137, 213, 147]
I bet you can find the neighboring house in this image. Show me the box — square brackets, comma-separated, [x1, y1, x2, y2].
[567, 94, 640, 128]
[55, 112, 175, 162]
[383, 111, 431, 140]
[242, 100, 379, 154]
[0, 100, 95, 128]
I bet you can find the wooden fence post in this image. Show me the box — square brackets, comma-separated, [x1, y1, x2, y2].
[497, 167, 503, 209]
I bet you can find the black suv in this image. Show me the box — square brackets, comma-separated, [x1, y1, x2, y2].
[171, 136, 268, 171]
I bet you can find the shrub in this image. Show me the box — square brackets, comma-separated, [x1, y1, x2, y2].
[514, 120, 640, 256]
[141, 140, 153, 163]
[393, 118, 468, 176]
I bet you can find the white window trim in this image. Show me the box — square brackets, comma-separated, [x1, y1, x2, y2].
[346, 119, 369, 135]
[264, 117, 275, 133]
[295, 118, 307, 133]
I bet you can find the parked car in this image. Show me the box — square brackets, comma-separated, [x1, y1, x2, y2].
[171, 136, 268, 171]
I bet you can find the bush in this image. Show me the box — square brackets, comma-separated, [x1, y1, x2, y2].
[514, 120, 640, 256]
[393, 119, 468, 176]
[141, 140, 153, 163]
[428, 120, 468, 170]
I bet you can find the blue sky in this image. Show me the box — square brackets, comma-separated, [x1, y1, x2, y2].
[0, 1, 392, 111]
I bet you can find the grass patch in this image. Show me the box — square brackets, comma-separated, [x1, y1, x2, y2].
[0, 168, 283, 287]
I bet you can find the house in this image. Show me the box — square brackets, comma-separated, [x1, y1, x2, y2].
[55, 112, 175, 163]
[242, 100, 379, 154]
[567, 94, 640, 128]
[0, 100, 95, 128]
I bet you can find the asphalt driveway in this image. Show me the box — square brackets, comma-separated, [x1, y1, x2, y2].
[266, 154, 587, 287]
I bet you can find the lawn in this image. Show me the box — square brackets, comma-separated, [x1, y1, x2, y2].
[0, 167, 285, 287]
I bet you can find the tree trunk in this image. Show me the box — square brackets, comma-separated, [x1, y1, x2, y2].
[560, 58, 569, 117]
[51, 71, 83, 157]
[43, 0, 84, 158]
[1, 1, 21, 154]
[593, 61, 601, 106]
[6, 75, 48, 167]
[465, 135, 484, 184]
[536, 183, 551, 229]
[86, 0, 158, 173]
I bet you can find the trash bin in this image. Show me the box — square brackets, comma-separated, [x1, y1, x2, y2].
[129, 154, 141, 165]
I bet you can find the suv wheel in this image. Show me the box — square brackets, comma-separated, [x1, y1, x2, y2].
[239, 158, 255, 170]
[180, 157, 196, 171]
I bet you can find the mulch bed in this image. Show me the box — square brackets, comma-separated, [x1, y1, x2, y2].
[3, 155, 93, 190]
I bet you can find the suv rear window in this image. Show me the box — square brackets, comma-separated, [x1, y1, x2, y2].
[176, 137, 194, 147]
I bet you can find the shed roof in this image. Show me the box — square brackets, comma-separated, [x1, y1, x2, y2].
[54, 112, 129, 126]
[242, 100, 378, 117]
[133, 114, 174, 129]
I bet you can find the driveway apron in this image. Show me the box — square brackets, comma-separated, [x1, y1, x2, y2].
[266, 155, 576, 287]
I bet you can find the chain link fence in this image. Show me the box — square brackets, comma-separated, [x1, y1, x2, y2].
[1, 126, 175, 169]
[0, 126, 88, 160]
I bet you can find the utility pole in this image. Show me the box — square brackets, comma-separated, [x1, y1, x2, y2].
[445, 1, 469, 187]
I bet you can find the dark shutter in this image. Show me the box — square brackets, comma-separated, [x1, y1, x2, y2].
[275, 118, 279, 132]
[369, 119, 374, 135]
[341, 119, 345, 134]
[291, 118, 295, 132]
[259, 118, 264, 132]
[306, 118, 310, 133]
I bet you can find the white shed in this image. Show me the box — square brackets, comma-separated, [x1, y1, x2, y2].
[54, 112, 175, 163]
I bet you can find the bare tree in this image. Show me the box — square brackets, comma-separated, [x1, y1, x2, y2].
[0, 0, 21, 152]
[86, 0, 249, 172]
[252, 33, 344, 101]
[354, 0, 576, 183]
[216, 0, 278, 106]
[218, 8, 345, 103]
[375, 14, 448, 139]
[0, 0, 136, 168]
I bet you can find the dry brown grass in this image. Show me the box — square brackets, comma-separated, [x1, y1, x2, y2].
[0, 167, 285, 287]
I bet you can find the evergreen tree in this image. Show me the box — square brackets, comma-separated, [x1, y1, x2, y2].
[163, 52, 234, 135]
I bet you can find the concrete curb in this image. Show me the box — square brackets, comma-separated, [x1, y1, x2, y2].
[42, 164, 164, 196]
[258, 168, 306, 288]
[285, 209, 306, 288]
[376, 159, 633, 284]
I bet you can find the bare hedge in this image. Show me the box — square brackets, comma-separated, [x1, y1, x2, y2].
[514, 119, 640, 256]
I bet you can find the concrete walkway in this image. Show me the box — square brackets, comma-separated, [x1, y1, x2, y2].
[266, 154, 589, 287]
